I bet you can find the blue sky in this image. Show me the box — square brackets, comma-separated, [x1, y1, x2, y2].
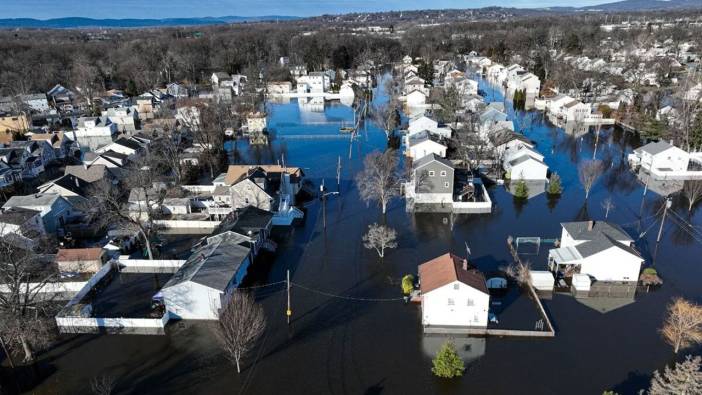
[5, 0, 612, 19]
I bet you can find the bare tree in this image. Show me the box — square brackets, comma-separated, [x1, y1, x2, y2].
[682, 180, 702, 213]
[648, 355, 702, 395]
[356, 150, 400, 215]
[362, 223, 398, 259]
[601, 197, 615, 219]
[90, 374, 116, 395]
[502, 260, 532, 287]
[70, 54, 101, 114]
[84, 159, 168, 260]
[216, 292, 266, 373]
[578, 159, 604, 200]
[661, 297, 702, 354]
[0, 235, 58, 363]
[372, 101, 401, 138]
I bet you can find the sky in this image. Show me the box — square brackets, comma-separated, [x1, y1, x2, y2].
[5, 0, 614, 19]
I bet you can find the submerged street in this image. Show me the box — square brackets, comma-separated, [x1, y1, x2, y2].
[9, 72, 702, 395]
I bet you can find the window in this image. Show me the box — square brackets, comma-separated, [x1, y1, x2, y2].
[447, 298, 454, 306]
[466, 298, 474, 306]
[444, 182, 450, 188]
[440, 171, 447, 177]
[453, 283, 459, 290]
[428, 171, 435, 177]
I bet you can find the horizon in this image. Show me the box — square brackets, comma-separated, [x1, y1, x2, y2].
[5, 0, 615, 20]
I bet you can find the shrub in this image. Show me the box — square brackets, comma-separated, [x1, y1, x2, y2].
[401, 274, 415, 295]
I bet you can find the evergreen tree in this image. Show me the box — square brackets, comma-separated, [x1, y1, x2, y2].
[514, 179, 529, 199]
[649, 355, 702, 395]
[547, 173, 563, 195]
[431, 341, 465, 378]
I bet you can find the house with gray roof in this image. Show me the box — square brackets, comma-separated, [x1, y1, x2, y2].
[548, 221, 643, 283]
[2, 193, 79, 234]
[628, 140, 690, 174]
[160, 234, 253, 320]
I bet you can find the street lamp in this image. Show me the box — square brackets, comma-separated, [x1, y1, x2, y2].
[319, 179, 339, 229]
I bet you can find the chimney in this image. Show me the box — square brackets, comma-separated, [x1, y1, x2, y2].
[462, 258, 468, 271]
[587, 220, 594, 231]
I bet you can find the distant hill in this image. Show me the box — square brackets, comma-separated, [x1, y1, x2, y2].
[0, 16, 299, 29]
[548, 0, 702, 12]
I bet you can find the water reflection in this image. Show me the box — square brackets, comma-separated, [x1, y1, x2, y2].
[421, 335, 486, 364]
[575, 295, 636, 314]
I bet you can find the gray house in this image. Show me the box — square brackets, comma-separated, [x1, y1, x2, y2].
[2, 193, 77, 234]
[413, 154, 455, 204]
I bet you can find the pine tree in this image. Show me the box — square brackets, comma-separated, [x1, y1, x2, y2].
[649, 355, 702, 395]
[547, 173, 563, 196]
[431, 341, 465, 378]
[514, 180, 529, 199]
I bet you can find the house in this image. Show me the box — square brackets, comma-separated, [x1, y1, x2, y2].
[56, 248, 106, 274]
[96, 137, 146, 158]
[0, 114, 30, 137]
[2, 193, 78, 234]
[404, 77, 428, 96]
[406, 90, 427, 106]
[213, 206, 274, 257]
[489, 128, 534, 159]
[104, 107, 139, 133]
[0, 208, 45, 238]
[166, 83, 189, 99]
[30, 132, 72, 159]
[267, 81, 292, 95]
[548, 221, 643, 283]
[628, 141, 690, 173]
[64, 164, 114, 183]
[84, 150, 129, 168]
[407, 115, 452, 139]
[37, 174, 91, 206]
[160, 233, 253, 320]
[406, 132, 447, 160]
[411, 154, 454, 204]
[211, 72, 233, 88]
[47, 84, 75, 109]
[507, 71, 541, 97]
[290, 65, 307, 79]
[562, 100, 591, 122]
[504, 150, 549, 180]
[296, 72, 330, 94]
[72, 117, 118, 138]
[419, 253, 489, 328]
[246, 112, 267, 133]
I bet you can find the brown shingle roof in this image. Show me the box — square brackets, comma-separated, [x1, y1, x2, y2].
[56, 248, 104, 262]
[419, 253, 488, 294]
[224, 165, 303, 185]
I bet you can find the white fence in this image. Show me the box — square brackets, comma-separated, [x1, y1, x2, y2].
[0, 281, 87, 300]
[117, 259, 186, 273]
[452, 184, 492, 213]
[56, 312, 169, 335]
[181, 185, 216, 193]
[153, 220, 221, 229]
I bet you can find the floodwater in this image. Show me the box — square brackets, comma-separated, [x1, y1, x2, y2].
[4, 73, 702, 395]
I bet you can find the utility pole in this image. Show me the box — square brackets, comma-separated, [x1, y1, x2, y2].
[286, 269, 291, 325]
[336, 155, 341, 193]
[321, 179, 326, 229]
[656, 197, 673, 243]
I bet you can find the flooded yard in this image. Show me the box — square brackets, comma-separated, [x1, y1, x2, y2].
[5, 72, 702, 395]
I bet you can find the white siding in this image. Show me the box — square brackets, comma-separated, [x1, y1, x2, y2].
[421, 281, 489, 327]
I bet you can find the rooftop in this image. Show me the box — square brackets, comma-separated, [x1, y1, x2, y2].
[418, 253, 488, 294]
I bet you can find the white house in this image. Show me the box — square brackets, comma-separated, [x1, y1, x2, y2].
[160, 234, 253, 320]
[267, 81, 293, 95]
[548, 221, 643, 283]
[419, 253, 490, 328]
[104, 107, 139, 133]
[297, 72, 330, 94]
[406, 90, 427, 106]
[508, 72, 541, 96]
[407, 115, 452, 139]
[407, 132, 447, 160]
[71, 117, 118, 138]
[628, 141, 690, 173]
[504, 151, 549, 180]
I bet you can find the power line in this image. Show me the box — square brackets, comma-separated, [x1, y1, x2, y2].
[290, 282, 405, 302]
